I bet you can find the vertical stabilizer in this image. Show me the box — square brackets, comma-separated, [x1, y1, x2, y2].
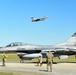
[66, 32, 76, 46]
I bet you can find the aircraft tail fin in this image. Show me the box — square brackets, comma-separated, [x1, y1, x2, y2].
[57, 32, 76, 46]
[31, 17, 34, 19]
[66, 32, 76, 46]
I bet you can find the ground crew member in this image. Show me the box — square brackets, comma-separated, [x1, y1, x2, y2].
[37, 56, 42, 66]
[46, 51, 53, 72]
[20, 56, 24, 63]
[1, 53, 6, 66]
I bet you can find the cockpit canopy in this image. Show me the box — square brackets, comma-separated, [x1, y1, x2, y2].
[6, 42, 27, 47]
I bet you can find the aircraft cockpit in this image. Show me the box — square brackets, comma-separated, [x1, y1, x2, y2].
[6, 42, 27, 47]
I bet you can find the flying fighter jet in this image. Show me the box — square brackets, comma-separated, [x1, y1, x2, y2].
[0, 32, 76, 62]
[31, 16, 48, 22]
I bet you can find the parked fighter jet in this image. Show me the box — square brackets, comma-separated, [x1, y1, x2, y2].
[0, 32, 76, 62]
[31, 16, 48, 22]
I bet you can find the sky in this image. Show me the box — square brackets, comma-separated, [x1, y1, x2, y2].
[0, 0, 76, 46]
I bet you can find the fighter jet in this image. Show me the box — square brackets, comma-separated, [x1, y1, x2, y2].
[31, 16, 48, 22]
[0, 32, 76, 62]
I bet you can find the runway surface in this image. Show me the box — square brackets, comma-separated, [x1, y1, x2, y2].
[0, 62, 76, 75]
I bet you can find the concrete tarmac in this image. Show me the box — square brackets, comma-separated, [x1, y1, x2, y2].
[0, 62, 76, 75]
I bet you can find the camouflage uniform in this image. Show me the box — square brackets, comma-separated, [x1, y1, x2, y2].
[46, 51, 53, 72]
[37, 56, 42, 66]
